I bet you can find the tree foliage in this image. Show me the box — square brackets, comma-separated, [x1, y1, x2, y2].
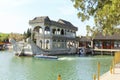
[0, 28, 31, 42]
[23, 28, 31, 39]
[9, 33, 24, 41]
[0, 33, 9, 42]
[72, 0, 120, 36]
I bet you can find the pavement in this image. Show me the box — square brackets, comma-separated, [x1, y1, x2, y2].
[100, 64, 120, 80]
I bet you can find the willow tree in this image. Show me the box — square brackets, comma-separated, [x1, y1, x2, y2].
[72, 0, 120, 36]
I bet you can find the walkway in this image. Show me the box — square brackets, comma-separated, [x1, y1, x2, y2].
[100, 64, 120, 80]
[94, 49, 120, 52]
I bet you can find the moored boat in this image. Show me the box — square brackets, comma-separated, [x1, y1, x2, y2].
[34, 54, 58, 59]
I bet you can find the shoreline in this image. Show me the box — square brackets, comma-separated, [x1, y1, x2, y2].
[100, 63, 120, 80]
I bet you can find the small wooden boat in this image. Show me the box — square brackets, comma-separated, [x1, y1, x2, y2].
[34, 54, 58, 59]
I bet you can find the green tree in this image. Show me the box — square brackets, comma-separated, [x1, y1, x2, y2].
[23, 32, 26, 40]
[23, 28, 31, 40]
[27, 28, 31, 38]
[9, 33, 24, 41]
[72, 0, 120, 35]
[0, 33, 9, 42]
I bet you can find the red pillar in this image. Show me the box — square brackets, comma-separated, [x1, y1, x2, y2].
[111, 41, 114, 49]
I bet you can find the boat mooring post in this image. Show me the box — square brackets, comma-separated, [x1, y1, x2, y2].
[110, 66, 113, 74]
[57, 74, 61, 80]
[93, 74, 96, 80]
[97, 62, 100, 80]
[112, 58, 115, 74]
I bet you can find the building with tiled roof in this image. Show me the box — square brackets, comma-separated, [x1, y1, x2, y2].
[93, 32, 120, 49]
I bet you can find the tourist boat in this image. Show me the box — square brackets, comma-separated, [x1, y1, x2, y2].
[34, 54, 58, 59]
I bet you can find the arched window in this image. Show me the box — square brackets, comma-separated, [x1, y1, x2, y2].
[52, 29, 56, 34]
[61, 29, 64, 35]
[57, 29, 60, 35]
[45, 26, 50, 34]
[33, 26, 42, 33]
[45, 26, 50, 31]
[46, 40, 49, 49]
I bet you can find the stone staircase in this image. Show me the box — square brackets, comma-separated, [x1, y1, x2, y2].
[10, 38, 45, 56]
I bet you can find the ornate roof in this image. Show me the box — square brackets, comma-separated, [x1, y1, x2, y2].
[29, 16, 78, 31]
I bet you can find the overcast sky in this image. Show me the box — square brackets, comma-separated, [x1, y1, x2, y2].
[0, 0, 94, 36]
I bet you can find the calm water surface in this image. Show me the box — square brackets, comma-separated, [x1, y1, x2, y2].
[0, 51, 113, 80]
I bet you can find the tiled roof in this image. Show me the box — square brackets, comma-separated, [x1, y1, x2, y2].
[29, 16, 78, 31]
[29, 16, 50, 24]
[79, 36, 91, 42]
[58, 19, 73, 26]
[93, 32, 120, 40]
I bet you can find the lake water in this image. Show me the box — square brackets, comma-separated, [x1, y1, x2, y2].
[0, 50, 113, 80]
